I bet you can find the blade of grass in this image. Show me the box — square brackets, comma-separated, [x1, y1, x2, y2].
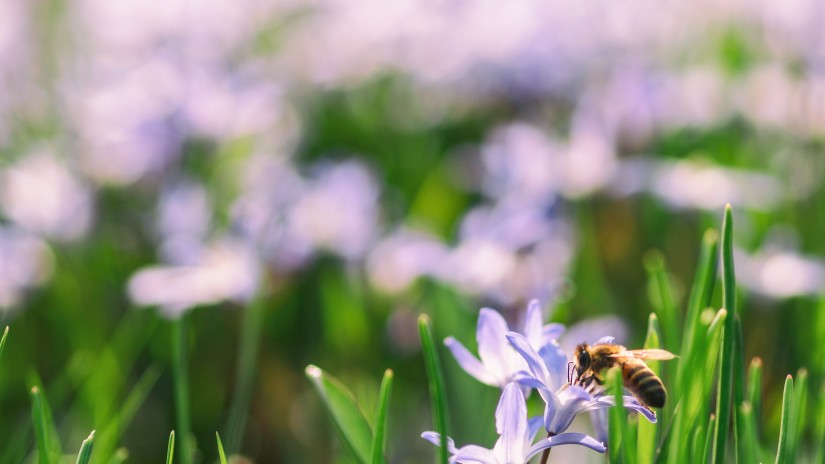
[305, 365, 372, 464]
[225, 288, 268, 454]
[813, 384, 825, 464]
[0, 326, 8, 360]
[733, 316, 746, 463]
[637, 314, 661, 464]
[30, 383, 61, 464]
[608, 367, 633, 464]
[787, 369, 807, 463]
[775, 375, 793, 464]
[166, 431, 175, 464]
[370, 369, 393, 464]
[644, 251, 679, 354]
[418, 314, 450, 464]
[107, 448, 128, 464]
[712, 204, 736, 464]
[703, 414, 716, 462]
[216, 432, 227, 464]
[747, 358, 763, 422]
[739, 402, 758, 464]
[690, 424, 704, 463]
[75, 431, 95, 464]
[172, 316, 194, 464]
[94, 364, 162, 461]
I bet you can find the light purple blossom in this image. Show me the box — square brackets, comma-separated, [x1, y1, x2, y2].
[444, 300, 564, 388]
[506, 332, 657, 435]
[422, 383, 606, 464]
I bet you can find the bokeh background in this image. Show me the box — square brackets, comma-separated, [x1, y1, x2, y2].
[1, 0, 824, 462]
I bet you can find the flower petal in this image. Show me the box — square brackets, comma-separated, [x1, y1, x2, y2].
[523, 299, 544, 347]
[589, 395, 658, 424]
[511, 370, 546, 390]
[542, 323, 566, 344]
[494, 383, 529, 460]
[477, 308, 512, 382]
[527, 416, 544, 442]
[538, 342, 568, 389]
[421, 431, 459, 455]
[594, 336, 615, 345]
[452, 444, 500, 464]
[549, 386, 593, 433]
[525, 432, 607, 459]
[444, 337, 498, 385]
[505, 332, 551, 386]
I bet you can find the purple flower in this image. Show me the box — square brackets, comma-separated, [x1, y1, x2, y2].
[444, 300, 564, 388]
[422, 383, 606, 464]
[506, 332, 657, 435]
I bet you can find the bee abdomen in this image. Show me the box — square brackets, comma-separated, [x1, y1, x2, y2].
[622, 363, 667, 409]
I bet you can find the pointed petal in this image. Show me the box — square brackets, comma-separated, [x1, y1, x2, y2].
[542, 323, 566, 344]
[589, 395, 658, 424]
[523, 300, 544, 347]
[477, 309, 511, 382]
[548, 386, 593, 434]
[505, 332, 551, 386]
[452, 445, 500, 464]
[421, 431, 459, 455]
[527, 416, 544, 442]
[537, 342, 568, 389]
[511, 371, 546, 390]
[525, 432, 607, 459]
[494, 384, 529, 459]
[444, 337, 498, 385]
[590, 408, 609, 444]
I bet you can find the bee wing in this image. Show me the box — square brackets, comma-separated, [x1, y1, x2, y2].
[609, 349, 678, 360]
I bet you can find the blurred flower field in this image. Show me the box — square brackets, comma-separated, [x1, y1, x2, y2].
[1, 0, 825, 462]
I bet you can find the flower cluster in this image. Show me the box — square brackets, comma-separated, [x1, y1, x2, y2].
[422, 299, 656, 463]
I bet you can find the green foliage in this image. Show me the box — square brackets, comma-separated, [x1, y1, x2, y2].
[636, 314, 661, 464]
[607, 367, 633, 464]
[775, 375, 794, 464]
[418, 314, 450, 464]
[370, 370, 393, 464]
[216, 432, 228, 464]
[75, 431, 95, 464]
[166, 431, 175, 464]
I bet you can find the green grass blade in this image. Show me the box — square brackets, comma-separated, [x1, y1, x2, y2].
[608, 367, 633, 464]
[75, 431, 95, 464]
[0, 326, 8, 360]
[690, 424, 705, 463]
[107, 448, 128, 464]
[637, 313, 661, 464]
[747, 358, 763, 421]
[712, 204, 736, 464]
[418, 314, 450, 464]
[370, 369, 393, 464]
[94, 364, 162, 461]
[788, 369, 807, 463]
[644, 251, 679, 354]
[225, 289, 267, 454]
[703, 414, 716, 462]
[305, 365, 372, 464]
[172, 316, 194, 464]
[813, 384, 825, 464]
[216, 432, 227, 464]
[166, 431, 175, 464]
[739, 403, 758, 464]
[30, 384, 61, 464]
[775, 375, 793, 464]
[681, 230, 719, 365]
[732, 316, 746, 463]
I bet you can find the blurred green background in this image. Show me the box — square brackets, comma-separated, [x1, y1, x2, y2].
[0, 0, 824, 462]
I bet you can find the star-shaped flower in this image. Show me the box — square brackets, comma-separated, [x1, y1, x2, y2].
[505, 332, 656, 435]
[445, 300, 564, 387]
[422, 383, 606, 464]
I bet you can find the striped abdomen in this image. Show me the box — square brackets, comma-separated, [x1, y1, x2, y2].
[621, 359, 666, 409]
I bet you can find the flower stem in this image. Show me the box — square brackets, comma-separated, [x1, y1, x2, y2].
[172, 315, 193, 464]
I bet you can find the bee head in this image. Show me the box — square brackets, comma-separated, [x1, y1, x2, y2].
[574, 343, 591, 376]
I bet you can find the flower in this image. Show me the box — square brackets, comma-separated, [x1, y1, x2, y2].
[506, 332, 656, 435]
[444, 300, 564, 388]
[422, 383, 606, 464]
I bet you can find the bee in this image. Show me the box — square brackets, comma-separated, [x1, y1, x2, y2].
[572, 342, 677, 410]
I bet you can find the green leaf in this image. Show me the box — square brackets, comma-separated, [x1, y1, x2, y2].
[644, 251, 679, 354]
[30, 385, 61, 464]
[418, 314, 450, 464]
[746, 358, 763, 423]
[739, 402, 758, 464]
[703, 414, 716, 462]
[107, 448, 128, 464]
[637, 313, 661, 464]
[712, 204, 736, 464]
[680, 229, 719, 369]
[166, 431, 175, 464]
[732, 316, 747, 463]
[775, 375, 793, 464]
[216, 432, 227, 464]
[305, 365, 373, 464]
[608, 367, 633, 464]
[813, 384, 825, 464]
[370, 369, 393, 464]
[172, 317, 194, 464]
[0, 326, 8, 360]
[225, 288, 268, 454]
[75, 431, 95, 464]
[787, 369, 807, 463]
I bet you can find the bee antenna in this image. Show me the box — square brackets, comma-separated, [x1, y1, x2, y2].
[567, 361, 574, 385]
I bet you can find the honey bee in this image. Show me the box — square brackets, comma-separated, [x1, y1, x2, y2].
[572, 342, 677, 410]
